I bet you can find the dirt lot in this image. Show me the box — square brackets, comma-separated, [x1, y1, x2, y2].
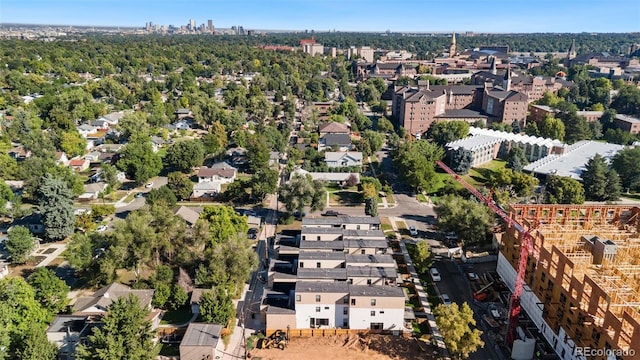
[249, 334, 436, 360]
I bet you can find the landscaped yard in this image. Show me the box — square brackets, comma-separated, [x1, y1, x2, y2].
[160, 308, 193, 325]
[432, 159, 507, 193]
[329, 191, 362, 205]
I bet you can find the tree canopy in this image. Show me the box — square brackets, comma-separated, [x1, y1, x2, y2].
[434, 195, 493, 248]
[393, 140, 444, 193]
[434, 302, 484, 359]
[37, 174, 75, 241]
[544, 175, 585, 204]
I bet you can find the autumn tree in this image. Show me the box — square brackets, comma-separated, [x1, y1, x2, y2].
[76, 295, 158, 360]
[37, 174, 75, 241]
[545, 175, 585, 204]
[434, 302, 484, 359]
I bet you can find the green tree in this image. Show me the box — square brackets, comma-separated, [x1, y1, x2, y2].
[37, 174, 75, 241]
[151, 283, 171, 309]
[27, 267, 70, 315]
[434, 302, 484, 359]
[101, 163, 121, 190]
[612, 147, 640, 192]
[0, 182, 14, 215]
[364, 197, 378, 217]
[545, 175, 585, 204]
[582, 154, 621, 201]
[15, 324, 59, 360]
[170, 284, 189, 310]
[358, 130, 384, 157]
[59, 130, 87, 157]
[200, 206, 249, 244]
[506, 147, 528, 172]
[427, 121, 470, 146]
[278, 174, 326, 214]
[202, 121, 228, 157]
[65, 232, 94, 272]
[76, 295, 158, 360]
[165, 139, 205, 172]
[6, 225, 35, 264]
[251, 167, 279, 201]
[539, 116, 565, 141]
[116, 137, 162, 185]
[435, 195, 493, 248]
[198, 287, 235, 326]
[246, 135, 270, 173]
[394, 140, 444, 193]
[448, 148, 472, 175]
[91, 204, 115, 221]
[376, 117, 394, 133]
[412, 240, 432, 274]
[561, 112, 592, 144]
[167, 172, 194, 200]
[146, 186, 177, 207]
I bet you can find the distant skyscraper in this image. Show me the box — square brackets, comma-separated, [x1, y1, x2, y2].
[207, 19, 214, 33]
[189, 19, 196, 31]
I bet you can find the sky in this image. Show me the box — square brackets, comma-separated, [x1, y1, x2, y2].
[1, 0, 638, 33]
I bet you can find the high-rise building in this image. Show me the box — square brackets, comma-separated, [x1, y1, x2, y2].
[449, 32, 457, 57]
[207, 19, 214, 33]
[189, 19, 196, 31]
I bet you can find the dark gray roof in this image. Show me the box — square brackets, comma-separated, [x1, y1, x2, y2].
[344, 239, 388, 249]
[301, 228, 384, 238]
[429, 84, 483, 95]
[436, 109, 488, 119]
[345, 254, 395, 265]
[322, 133, 351, 146]
[47, 315, 88, 333]
[348, 285, 404, 297]
[302, 216, 380, 226]
[299, 241, 344, 250]
[297, 268, 347, 280]
[295, 281, 349, 293]
[298, 252, 346, 261]
[346, 266, 398, 278]
[181, 323, 223, 347]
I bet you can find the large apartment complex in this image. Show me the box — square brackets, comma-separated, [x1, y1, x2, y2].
[263, 216, 407, 333]
[498, 204, 640, 360]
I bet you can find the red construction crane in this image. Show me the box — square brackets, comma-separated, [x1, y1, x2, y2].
[435, 160, 537, 347]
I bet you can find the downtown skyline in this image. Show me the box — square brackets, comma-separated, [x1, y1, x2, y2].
[1, 0, 639, 33]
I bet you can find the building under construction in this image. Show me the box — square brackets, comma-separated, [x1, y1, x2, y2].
[497, 204, 640, 360]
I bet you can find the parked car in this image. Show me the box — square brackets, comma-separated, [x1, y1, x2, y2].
[409, 225, 418, 236]
[322, 210, 341, 217]
[468, 272, 479, 281]
[96, 225, 108, 232]
[134, 192, 144, 198]
[429, 267, 441, 282]
[248, 228, 258, 239]
[441, 294, 452, 306]
[145, 182, 154, 188]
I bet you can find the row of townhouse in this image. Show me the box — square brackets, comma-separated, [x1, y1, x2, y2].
[262, 216, 409, 333]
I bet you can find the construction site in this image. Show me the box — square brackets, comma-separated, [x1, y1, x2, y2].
[497, 204, 640, 360]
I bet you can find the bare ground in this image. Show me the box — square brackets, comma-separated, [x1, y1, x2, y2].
[249, 334, 436, 360]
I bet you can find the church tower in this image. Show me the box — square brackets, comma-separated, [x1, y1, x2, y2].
[503, 66, 512, 92]
[567, 39, 577, 60]
[490, 57, 497, 75]
[449, 32, 457, 57]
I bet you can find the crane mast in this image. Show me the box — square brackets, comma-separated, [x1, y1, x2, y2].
[435, 160, 536, 347]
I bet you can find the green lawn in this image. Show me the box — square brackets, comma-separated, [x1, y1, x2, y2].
[160, 308, 193, 325]
[158, 343, 180, 356]
[329, 191, 363, 204]
[432, 159, 507, 193]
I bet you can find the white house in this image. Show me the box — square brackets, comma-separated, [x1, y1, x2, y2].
[79, 182, 107, 201]
[197, 163, 237, 184]
[324, 151, 363, 168]
[77, 124, 99, 137]
[191, 182, 221, 198]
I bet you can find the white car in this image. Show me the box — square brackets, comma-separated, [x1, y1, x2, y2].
[429, 268, 441, 282]
[441, 294, 452, 306]
[145, 182, 154, 188]
[468, 272, 479, 281]
[96, 225, 108, 232]
[409, 225, 418, 236]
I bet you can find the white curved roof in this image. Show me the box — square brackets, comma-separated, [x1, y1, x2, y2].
[468, 127, 564, 148]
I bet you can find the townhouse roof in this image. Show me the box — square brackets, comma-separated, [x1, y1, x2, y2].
[299, 240, 344, 251]
[301, 227, 384, 237]
[295, 281, 349, 293]
[344, 254, 395, 265]
[324, 151, 363, 162]
[346, 266, 398, 278]
[297, 268, 347, 280]
[181, 323, 223, 347]
[319, 122, 349, 134]
[344, 239, 389, 249]
[302, 216, 380, 226]
[348, 285, 405, 297]
[298, 252, 346, 261]
[322, 133, 351, 146]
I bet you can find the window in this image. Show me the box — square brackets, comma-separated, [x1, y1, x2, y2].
[367, 279, 372, 285]
[316, 236, 321, 241]
[295, 295, 301, 302]
[316, 307, 321, 312]
[343, 308, 348, 315]
[351, 299, 356, 305]
[370, 311, 376, 316]
[379, 311, 384, 314]
[371, 299, 376, 306]
[343, 296, 349, 304]
[299, 262, 304, 268]
[316, 295, 321, 302]
[361, 249, 366, 254]
[324, 306, 329, 310]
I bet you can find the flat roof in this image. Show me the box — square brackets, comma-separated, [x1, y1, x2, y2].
[299, 241, 344, 250]
[344, 239, 389, 248]
[346, 266, 398, 278]
[302, 216, 380, 226]
[298, 252, 346, 261]
[181, 323, 223, 347]
[446, 134, 503, 151]
[616, 114, 640, 123]
[297, 268, 347, 280]
[345, 254, 395, 264]
[295, 281, 349, 293]
[523, 140, 624, 180]
[349, 285, 405, 298]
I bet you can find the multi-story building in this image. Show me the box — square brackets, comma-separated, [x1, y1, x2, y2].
[614, 114, 640, 134]
[263, 216, 406, 333]
[472, 66, 569, 102]
[498, 204, 640, 360]
[529, 105, 604, 123]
